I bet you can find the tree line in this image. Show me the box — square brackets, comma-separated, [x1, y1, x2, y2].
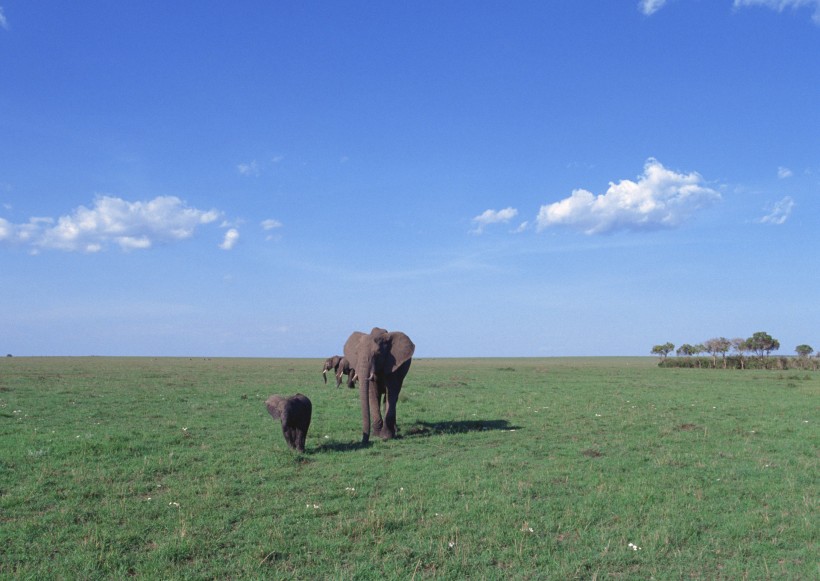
[651, 331, 818, 370]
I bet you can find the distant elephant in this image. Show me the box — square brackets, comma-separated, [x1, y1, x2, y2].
[322, 355, 356, 388]
[265, 394, 312, 453]
[344, 327, 415, 444]
[322, 355, 342, 384]
[337, 356, 356, 389]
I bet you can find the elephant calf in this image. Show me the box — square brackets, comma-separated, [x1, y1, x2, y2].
[265, 394, 312, 453]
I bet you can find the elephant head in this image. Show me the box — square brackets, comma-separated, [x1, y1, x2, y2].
[343, 327, 415, 444]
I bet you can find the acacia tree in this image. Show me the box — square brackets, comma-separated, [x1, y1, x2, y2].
[747, 331, 780, 361]
[795, 344, 814, 358]
[651, 342, 675, 361]
[731, 337, 749, 370]
[704, 337, 731, 368]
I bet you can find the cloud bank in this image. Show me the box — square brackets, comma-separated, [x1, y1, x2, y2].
[536, 159, 721, 234]
[0, 195, 221, 253]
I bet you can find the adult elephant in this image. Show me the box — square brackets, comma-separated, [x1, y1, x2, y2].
[344, 327, 415, 444]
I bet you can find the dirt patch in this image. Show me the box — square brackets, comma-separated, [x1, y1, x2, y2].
[678, 423, 699, 431]
[581, 448, 603, 458]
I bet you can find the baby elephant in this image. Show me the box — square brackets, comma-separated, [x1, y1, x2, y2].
[265, 394, 312, 453]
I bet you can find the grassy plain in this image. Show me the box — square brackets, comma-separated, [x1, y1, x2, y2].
[1, 356, 817, 579]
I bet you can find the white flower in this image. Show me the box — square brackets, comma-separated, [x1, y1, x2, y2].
[448, 541, 456, 549]
[169, 502, 180, 507]
[628, 542, 642, 551]
[307, 503, 320, 509]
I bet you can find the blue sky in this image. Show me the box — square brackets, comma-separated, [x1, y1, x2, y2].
[1, 1, 818, 357]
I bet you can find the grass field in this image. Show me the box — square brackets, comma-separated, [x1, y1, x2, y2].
[1, 356, 817, 579]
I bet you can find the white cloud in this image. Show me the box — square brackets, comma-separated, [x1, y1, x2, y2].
[261, 218, 283, 230]
[471, 207, 519, 234]
[237, 160, 260, 176]
[0, 6, 8, 30]
[0, 195, 221, 252]
[758, 196, 795, 224]
[777, 166, 793, 179]
[639, 0, 668, 15]
[219, 228, 240, 250]
[734, 0, 820, 23]
[536, 159, 721, 235]
[641, 1, 820, 23]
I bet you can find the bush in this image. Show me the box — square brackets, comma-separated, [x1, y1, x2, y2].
[660, 355, 818, 371]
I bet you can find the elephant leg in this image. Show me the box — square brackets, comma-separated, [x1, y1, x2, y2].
[381, 387, 400, 439]
[369, 380, 385, 436]
[295, 428, 306, 453]
[282, 425, 298, 451]
[383, 361, 410, 439]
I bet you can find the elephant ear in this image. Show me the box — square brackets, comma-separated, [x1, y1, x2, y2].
[385, 332, 415, 373]
[265, 395, 283, 420]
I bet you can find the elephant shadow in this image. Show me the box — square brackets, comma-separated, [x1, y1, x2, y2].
[313, 419, 521, 452]
[313, 440, 369, 453]
[404, 419, 522, 437]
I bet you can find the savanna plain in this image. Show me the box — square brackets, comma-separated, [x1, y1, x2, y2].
[1, 356, 817, 579]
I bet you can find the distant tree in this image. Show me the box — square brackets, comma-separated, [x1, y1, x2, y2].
[652, 342, 675, 361]
[731, 337, 749, 370]
[746, 331, 780, 360]
[676, 344, 696, 357]
[795, 344, 814, 358]
[704, 337, 731, 368]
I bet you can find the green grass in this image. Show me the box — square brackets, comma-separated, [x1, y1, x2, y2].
[1, 357, 817, 579]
